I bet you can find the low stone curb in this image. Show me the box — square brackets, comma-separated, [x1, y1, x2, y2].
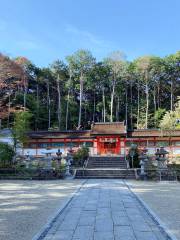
[125, 180, 178, 240]
[32, 180, 87, 240]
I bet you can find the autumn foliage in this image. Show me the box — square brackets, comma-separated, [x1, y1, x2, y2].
[0, 54, 27, 118]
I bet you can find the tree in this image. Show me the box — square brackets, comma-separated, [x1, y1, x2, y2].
[51, 60, 67, 130]
[154, 108, 166, 128]
[104, 51, 126, 122]
[135, 56, 152, 128]
[164, 52, 180, 111]
[0, 142, 15, 168]
[12, 111, 32, 153]
[0, 54, 25, 120]
[89, 62, 110, 122]
[66, 50, 95, 128]
[0, 50, 179, 131]
[160, 98, 180, 130]
[14, 57, 34, 110]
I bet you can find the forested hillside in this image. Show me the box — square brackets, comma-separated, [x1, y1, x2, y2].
[0, 50, 180, 130]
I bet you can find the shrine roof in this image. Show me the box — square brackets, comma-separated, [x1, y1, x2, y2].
[91, 122, 127, 135]
[128, 129, 180, 137]
[28, 130, 91, 139]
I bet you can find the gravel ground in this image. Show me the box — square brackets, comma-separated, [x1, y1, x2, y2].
[0, 179, 84, 240]
[127, 180, 180, 240]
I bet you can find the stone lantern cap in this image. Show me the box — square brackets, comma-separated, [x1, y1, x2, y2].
[56, 149, 62, 156]
[155, 147, 169, 156]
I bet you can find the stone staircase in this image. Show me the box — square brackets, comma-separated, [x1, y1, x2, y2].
[75, 156, 136, 179]
[87, 156, 127, 168]
[75, 168, 136, 179]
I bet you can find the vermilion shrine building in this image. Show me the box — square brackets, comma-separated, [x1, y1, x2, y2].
[25, 122, 180, 160]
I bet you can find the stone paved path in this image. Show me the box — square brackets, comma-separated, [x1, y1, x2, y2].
[41, 179, 168, 240]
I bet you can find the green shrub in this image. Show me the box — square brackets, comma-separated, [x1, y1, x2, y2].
[73, 146, 89, 166]
[0, 142, 15, 168]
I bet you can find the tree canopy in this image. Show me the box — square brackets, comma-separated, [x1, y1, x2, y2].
[0, 49, 180, 130]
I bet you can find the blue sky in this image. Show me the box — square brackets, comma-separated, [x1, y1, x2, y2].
[0, 0, 180, 67]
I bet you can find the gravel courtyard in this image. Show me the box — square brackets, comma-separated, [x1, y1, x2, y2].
[128, 180, 180, 240]
[0, 180, 84, 240]
[0, 179, 179, 240]
[39, 179, 171, 240]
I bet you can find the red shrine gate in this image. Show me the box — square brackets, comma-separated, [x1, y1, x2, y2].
[97, 136, 121, 155]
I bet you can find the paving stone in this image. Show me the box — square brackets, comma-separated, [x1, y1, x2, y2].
[134, 231, 158, 240]
[51, 230, 73, 240]
[81, 210, 96, 217]
[112, 216, 130, 226]
[59, 219, 78, 230]
[114, 225, 135, 238]
[114, 236, 136, 240]
[73, 226, 94, 239]
[131, 222, 152, 231]
[111, 210, 127, 217]
[78, 216, 95, 226]
[84, 204, 97, 211]
[94, 231, 114, 240]
[95, 219, 113, 232]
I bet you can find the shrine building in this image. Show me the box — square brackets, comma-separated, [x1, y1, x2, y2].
[25, 122, 180, 160]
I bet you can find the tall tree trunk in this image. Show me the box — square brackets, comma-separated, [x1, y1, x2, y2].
[47, 79, 51, 129]
[137, 79, 140, 129]
[65, 90, 70, 130]
[57, 75, 61, 130]
[35, 82, 39, 130]
[65, 72, 72, 130]
[7, 93, 11, 128]
[125, 85, 128, 128]
[130, 80, 133, 129]
[84, 102, 87, 123]
[93, 91, 96, 122]
[157, 82, 160, 109]
[170, 78, 174, 111]
[110, 83, 115, 122]
[78, 73, 83, 128]
[145, 73, 149, 129]
[116, 96, 120, 122]
[102, 87, 106, 122]
[23, 75, 27, 111]
[153, 86, 157, 127]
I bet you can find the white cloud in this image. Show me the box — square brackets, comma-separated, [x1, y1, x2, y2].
[65, 24, 111, 50]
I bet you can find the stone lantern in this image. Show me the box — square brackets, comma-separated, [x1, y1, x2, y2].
[155, 147, 169, 169]
[56, 149, 62, 166]
[138, 148, 148, 180]
[129, 144, 137, 168]
[65, 148, 73, 176]
[42, 149, 53, 170]
[25, 151, 31, 169]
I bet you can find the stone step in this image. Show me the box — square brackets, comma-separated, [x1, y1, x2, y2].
[75, 169, 136, 179]
[87, 165, 127, 168]
[75, 176, 135, 179]
[87, 156, 127, 169]
[88, 162, 127, 165]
